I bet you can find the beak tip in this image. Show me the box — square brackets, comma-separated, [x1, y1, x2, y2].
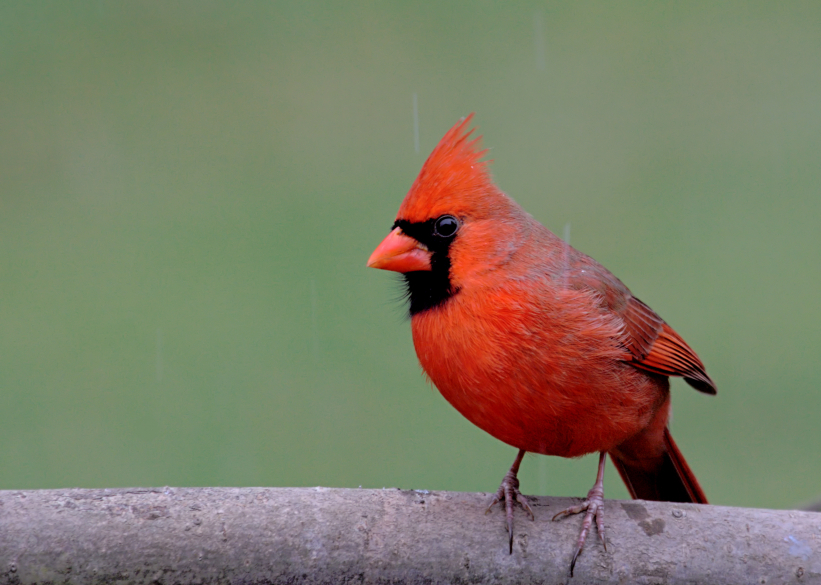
[365, 254, 380, 269]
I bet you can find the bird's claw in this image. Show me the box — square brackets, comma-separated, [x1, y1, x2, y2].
[552, 483, 606, 576]
[486, 467, 534, 553]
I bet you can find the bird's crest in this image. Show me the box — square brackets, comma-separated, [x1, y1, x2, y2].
[398, 114, 498, 221]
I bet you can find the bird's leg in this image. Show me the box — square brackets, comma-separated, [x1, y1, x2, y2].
[485, 448, 534, 553]
[552, 451, 607, 576]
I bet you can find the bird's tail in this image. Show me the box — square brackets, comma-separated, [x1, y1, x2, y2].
[609, 427, 707, 504]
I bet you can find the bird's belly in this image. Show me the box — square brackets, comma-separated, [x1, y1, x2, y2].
[434, 369, 664, 458]
[411, 301, 667, 458]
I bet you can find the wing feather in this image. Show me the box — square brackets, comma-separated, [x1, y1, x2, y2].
[622, 297, 664, 360]
[630, 321, 717, 395]
[566, 250, 716, 395]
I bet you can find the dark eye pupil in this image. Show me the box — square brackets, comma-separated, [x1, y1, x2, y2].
[434, 215, 459, 238]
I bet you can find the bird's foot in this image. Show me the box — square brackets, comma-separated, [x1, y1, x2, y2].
[485, 449, 534, 553]
[552, 452, 607, 576]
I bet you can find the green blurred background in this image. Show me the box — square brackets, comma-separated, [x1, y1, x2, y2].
[2, 2, 820, 510]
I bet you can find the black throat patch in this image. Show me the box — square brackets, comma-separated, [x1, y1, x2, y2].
[393, 218, 459, 316]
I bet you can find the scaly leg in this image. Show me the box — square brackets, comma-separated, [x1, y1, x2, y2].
[485, 449, 534, 553]
[552, 451, 607, 576]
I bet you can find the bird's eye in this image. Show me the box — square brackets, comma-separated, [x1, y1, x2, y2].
[433, 215, 459, 238]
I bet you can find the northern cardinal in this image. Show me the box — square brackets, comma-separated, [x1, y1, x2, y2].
[367, 115, 714, 575]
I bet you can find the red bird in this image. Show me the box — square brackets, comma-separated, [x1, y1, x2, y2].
[367, 115, 714, 574]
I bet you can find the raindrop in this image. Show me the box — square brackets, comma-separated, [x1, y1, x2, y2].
[412, 93, 420, 153]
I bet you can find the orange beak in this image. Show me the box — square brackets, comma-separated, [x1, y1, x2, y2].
[366, 227, 432, 273]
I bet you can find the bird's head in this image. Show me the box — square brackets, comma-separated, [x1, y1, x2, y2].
[367, 114, 528, 315]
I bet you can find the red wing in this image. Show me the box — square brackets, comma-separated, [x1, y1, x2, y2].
[629, 321, 717, 395]
[566, 260, 663, 361]
[622, 297, 664, 360]
[566, 252, 716, 395]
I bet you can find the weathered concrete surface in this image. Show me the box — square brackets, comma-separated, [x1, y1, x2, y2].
[0, 487, 818, 584]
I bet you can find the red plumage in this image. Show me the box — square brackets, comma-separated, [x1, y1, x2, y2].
[368, 114, 714, 572]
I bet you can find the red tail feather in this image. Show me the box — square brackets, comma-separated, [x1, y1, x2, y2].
[610, 427, 707, 504]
